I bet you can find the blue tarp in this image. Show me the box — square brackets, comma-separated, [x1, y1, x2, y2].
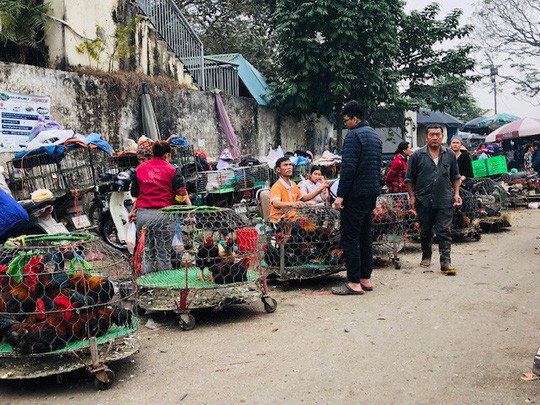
[205, 54, 271, 106]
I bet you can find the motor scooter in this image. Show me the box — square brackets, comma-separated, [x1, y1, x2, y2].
[98, 170, 134, 250]
[19, 199, 69, 234]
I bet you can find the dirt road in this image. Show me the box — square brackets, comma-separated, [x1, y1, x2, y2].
[2, 210, 540, 404]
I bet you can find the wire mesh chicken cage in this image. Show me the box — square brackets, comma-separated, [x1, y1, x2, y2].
[468, 178, 511, 233]
[170, 144, 195, 168]
[195, 165, 269, 194]
[268, 162, 311, 185]
[451, 188, 481, 241]
[372, 193, 415, 269]
[500, 173, 540, 207]
[59, 147, 95, 193]
[261, 207, 344, 290]
[134, 206, 276, 330]
[6, 153, 64, 200]
[0, 233, 138, 389]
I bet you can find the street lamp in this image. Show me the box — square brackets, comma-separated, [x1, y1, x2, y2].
[490, 66, 498, 114]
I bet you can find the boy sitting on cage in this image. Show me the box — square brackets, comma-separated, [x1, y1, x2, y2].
[269, 157, 328, 219]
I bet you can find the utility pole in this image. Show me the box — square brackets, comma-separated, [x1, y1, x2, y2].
[490, 66, 498, 114]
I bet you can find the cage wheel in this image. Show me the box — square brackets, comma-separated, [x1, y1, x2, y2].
[179, 314, 196, 331]
[262, 296, 277, 313]
[94, 368, 115, 390]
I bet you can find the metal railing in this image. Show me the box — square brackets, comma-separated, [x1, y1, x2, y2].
[186, 56, 239, 96]
[136, 0, 205, 90]
[135, 0, 241, 96]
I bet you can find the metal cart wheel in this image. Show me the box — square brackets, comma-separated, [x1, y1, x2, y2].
[94, 368, 115, 390]
[179, 313, 196, 331]
[262, 296, 277, 313]
[393, 259, 401, 270]
[474, 232, 482, 241]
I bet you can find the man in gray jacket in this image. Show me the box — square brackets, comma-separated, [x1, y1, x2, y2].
[405, 124, 462, 275]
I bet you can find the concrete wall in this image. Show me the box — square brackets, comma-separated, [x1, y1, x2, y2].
[0, 62, 332, 160]
[45, 0, 193, 86]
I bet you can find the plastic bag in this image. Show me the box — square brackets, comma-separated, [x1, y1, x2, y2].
[126, 222, 137, 254]
[172, 215, 185, 259]
[266, 146, 284, 169]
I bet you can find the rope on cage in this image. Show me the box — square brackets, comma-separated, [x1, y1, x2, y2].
[131, 226, 146, 277]
[72, 186, 81, 219]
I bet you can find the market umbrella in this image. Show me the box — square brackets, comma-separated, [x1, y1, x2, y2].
[416, 108, 462, 127]
[461, 116, 490, 134]
[485, 117, 540, 143]
[477, 113, 520, 131]
[141, 82, 160, 141]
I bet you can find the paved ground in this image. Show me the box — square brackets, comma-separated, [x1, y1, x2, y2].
[2, 210, 540, 404]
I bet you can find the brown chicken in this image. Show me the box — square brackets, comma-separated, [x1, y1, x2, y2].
[69, 273, 114, 304]
[0, 295, 133, 354]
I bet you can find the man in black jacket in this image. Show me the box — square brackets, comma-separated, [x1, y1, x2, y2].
[332, 101, 382, 296]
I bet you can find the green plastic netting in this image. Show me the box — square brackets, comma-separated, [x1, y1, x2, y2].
[136, 267, 259, 289]
[0, 317, 139, 355]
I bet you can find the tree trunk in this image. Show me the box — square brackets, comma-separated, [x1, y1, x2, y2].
[335, 112, 343, 150]
[16, 45, 27, 64]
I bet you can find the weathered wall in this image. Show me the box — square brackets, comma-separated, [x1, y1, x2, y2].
[45, 0, 193, 86]
[0, 62, 333, 160]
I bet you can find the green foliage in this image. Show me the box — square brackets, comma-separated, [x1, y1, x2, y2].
[398, 4, 478, 112]
[175, 0, 277, 79]
[270, 0, 402, 118]
[76, 16, 140, 72]
[269, 1, 476, 121]
[0, 0, 50, 63]
[414, 76, 488, 122]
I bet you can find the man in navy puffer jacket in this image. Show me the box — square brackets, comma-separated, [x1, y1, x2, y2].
[332, 100, 382, 296]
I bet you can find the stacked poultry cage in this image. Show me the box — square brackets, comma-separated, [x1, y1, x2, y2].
[170, 144, 198, 186]
[59, 146, 95, 193]
[469, 178, 511, 233]
[134, 206, 276, 330]
[196, 165, 269, 194]
[500, 172, 540, 207]
[372, 193, 415, 269]
[0, 233, 138, 389]
[6, 153, 64, 201]
[261, 207, 344, 290]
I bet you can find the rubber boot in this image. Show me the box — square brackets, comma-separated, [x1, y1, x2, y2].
[439, 241, 456, 276]
[420, 239, 432, 268]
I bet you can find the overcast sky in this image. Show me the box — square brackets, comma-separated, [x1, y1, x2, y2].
[405, 0, 540, 119]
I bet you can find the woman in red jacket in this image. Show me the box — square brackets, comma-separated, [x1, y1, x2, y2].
[385, 141, 412, 192]
[129, 141, 191, 273]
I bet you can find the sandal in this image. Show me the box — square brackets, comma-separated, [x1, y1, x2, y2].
[360, 283, 373, 291]
[331, 283, 364, 295]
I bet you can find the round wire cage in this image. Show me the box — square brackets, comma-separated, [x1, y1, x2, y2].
[261, 207, 344, 288]
[0, 233, 138, 387]
[468, 178, 511, 232]
[451, 188, 482, 241]
[372, 193, 416, 269]
[134, 206, 276, 330]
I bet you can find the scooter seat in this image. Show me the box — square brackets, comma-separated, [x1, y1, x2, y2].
[19, 199, 50, 212]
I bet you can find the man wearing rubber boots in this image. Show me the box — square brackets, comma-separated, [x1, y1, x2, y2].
[405, 124, 462, 276]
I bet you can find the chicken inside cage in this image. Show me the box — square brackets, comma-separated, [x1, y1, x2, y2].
[263, 208, 343, 269]
[0, 234, 135, 355]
